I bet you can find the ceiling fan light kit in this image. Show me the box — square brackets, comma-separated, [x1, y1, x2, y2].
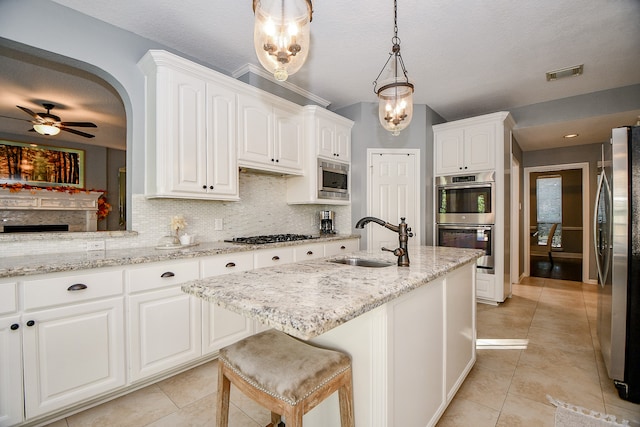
[252, 0, 313, 82]
[373, 0, 414, 136]
[15, 103, 97, 138]
[33, 123, 61, 136]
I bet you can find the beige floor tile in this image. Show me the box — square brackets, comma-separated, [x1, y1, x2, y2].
[156, 360, 218, 408]
[496, 393, 555, 427]
[526, 325, 594, 354]
[509, 364, 605, 412]
[66, 385, 178, 427]
[453, 364, 513, 411]
[230, 385, 272, 425]
[605, 402, 640, 427]
[475, 348, 521, 373]
[477, 310, 531, 339]
[435, 397, 500, 427]
[529, 306, 591, 336]
[517, 343, 599, 383]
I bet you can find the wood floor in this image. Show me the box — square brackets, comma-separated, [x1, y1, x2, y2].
[530, 255, 582, 282]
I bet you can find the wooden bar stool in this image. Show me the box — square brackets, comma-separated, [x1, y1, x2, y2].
[216, 329, 354, 427]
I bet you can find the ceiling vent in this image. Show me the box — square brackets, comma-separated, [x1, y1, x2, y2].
[546, 64, 584, 81]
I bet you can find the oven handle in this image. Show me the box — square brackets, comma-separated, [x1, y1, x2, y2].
[437, 224, 494, 231]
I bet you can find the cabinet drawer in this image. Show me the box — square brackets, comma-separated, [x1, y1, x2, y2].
[0, 281, 17, 315]
[294, 243, 325, 261]
[126, 260, 199, 293]
[22, 269, 123, 311]
[254, 247, 294, 269]
[201, 252, 254, 278]
[324, 239, 359, 257]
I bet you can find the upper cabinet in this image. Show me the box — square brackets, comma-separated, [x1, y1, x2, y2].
[138, 50, 239, 200]
[237, 93, 304, 174]
[306, 106, 352, 162]
[434, 123, 496, 175]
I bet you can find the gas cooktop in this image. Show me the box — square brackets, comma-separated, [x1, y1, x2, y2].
[224, 234, 318, 245]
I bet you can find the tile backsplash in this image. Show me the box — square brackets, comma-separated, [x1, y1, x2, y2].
[1, 170, 352, 256]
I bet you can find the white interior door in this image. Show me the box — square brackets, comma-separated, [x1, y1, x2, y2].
[511, 156, 520, 284]
[367, 149, 420, 251]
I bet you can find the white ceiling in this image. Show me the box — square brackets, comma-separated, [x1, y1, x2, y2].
[1, 0, 639, 152]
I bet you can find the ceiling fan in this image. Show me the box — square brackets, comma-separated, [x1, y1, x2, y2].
[11, 103, 98, 138]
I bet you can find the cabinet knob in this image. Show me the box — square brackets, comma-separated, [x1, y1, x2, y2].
[67, 283, 88, 291]
[306, 251, 313, 255]
[272, 256, 280, 261]
[271, 158, 275, 162]
[275, 159, 279, 163]
[202, 185, 207, 189]
[209, 185, 214, 190]
[464, 166, 468, 169]
[161, 271, 175, 278]
[26, 320, 35, 327]
[340, 245, 346, 250]
[10, 323, 19, 331]
[225, 262, 236, 268]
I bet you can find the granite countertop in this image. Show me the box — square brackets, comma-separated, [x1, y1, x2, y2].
[182, 246, 483, 340]
[0, 234, 359, 279]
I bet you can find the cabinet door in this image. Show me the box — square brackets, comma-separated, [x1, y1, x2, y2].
[201, 253, 254, 354]
[435, 129, 464, 175]
[294, 243, 326, 261]
[316, 116, 336, 159]
[0, 315, 23, 427]
[475, 274, 495, 301]
[22, 298, 125, 418]
[129, 287, 201, 382]
[334, 122, 352, 161]
[254, 247, 295, 269]
[206, 82, 238, 198]
[463, 123, 495, 172]
[167, 69, 208, 195]
[273, 105, 303, 172]
[237, 93, 274, 166]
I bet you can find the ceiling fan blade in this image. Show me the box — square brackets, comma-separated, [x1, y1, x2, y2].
[0, 114, 31, 122]
[16, 105, 42, 121]
[59, 126, 95, 138]
[60, 121, 98, 128]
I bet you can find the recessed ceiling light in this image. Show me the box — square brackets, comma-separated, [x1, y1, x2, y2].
[546, 64, 584, 81]
[563, 133, 579, 139]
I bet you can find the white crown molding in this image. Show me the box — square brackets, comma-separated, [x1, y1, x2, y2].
[232, 63, 330, 108]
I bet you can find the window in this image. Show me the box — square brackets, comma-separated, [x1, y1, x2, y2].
[536, 175, 562, 247]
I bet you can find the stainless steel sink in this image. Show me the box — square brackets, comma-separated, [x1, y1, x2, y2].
[329, 257, 395, 268]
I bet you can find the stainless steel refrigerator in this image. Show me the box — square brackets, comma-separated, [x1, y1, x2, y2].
[594, 125, 640, 403]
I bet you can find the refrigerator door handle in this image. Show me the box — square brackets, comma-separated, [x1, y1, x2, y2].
[594, 171, 606, 286]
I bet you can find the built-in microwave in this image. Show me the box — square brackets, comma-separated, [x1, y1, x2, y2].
[436, 171, 495, 224]
[318, 159, 349, 201]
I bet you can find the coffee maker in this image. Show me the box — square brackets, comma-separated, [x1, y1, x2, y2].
[320, 210, 335, 234]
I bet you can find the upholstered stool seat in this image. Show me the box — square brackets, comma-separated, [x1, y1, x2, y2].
[216, 329, 354, 427]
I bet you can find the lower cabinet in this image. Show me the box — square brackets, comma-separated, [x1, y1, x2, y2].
[22, 297, 126, 419]
[0, 314, 23, 427]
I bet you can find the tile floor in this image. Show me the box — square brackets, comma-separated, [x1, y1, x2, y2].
[44, 276, 640, 427]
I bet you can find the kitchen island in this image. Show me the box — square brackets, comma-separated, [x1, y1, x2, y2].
[182, 246, 481, 427]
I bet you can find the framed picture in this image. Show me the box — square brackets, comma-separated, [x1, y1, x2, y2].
[0, 140, 85, 188]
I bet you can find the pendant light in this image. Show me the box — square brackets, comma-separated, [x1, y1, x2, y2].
[253, 0, 313, 82]
[373, 0, 414, 136]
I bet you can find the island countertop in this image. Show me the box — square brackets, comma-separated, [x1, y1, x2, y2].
[182, 246, 482, 340]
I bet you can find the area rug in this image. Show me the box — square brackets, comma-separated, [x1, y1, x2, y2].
[547, 395, 630, 427]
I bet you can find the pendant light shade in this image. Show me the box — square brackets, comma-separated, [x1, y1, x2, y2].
[253, 0, 313, 82]
[373, 0, 414, 136]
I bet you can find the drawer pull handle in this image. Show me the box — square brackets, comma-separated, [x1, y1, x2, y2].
[10, 323, 19, 331]
[67, 283, 88, 291]
[161, 271, 175, 278]
[340, 245, 346, 250]
[225, 262, 236, 268]
[307, 251, 313, 255]
[26, 320, 35, 327]
[272, 256, 280, 261]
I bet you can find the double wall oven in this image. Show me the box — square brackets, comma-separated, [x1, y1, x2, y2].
[436, 172, 495, 274]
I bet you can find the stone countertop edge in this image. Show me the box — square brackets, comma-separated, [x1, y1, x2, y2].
[0, 234, 360, 279]
[181, 246, 483, 341]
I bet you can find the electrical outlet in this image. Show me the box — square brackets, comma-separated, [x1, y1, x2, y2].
[214, 218, 223, 231]
[86, 240, 105, 251]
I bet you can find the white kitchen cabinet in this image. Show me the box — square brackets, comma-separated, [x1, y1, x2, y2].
[324, 238, 359, 256]
[293, 242, 326, 261]
[19, 265, 127, 420]
[434, 123, 495, 175]
[237, 92, 304, 174]
[475, 273, 494, 301]
[0, 280, 22, 427]
[138, 50, 239, 200]
[200, 252, 254, 354]
[126, 260, 201, 382]
[305, 106, 353, 161]
[286, 106, 353, 205]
